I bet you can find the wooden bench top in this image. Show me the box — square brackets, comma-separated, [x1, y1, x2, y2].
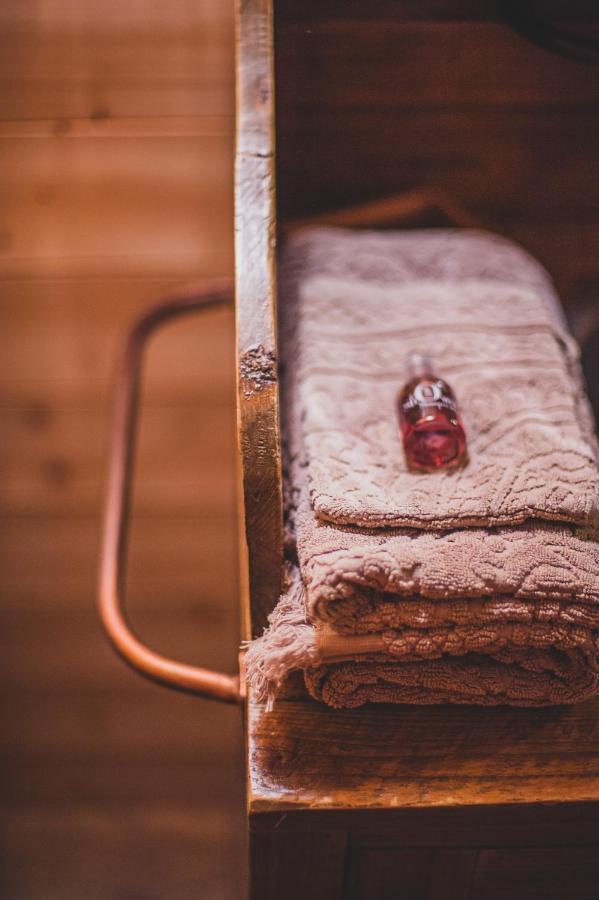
[248, 695, 599, 816]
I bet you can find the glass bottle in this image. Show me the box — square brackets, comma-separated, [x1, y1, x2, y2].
[397, 353, 467, 472]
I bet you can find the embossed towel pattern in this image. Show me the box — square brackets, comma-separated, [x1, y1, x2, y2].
[245, 228, 599, 708]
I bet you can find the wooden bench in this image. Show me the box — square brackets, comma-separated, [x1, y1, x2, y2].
[248, 694, 599, 897]
[236, 3, 599, 896]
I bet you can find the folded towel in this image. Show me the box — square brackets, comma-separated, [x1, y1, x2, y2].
[246, 228, 599, 709]
[248, 461, 599, 707]
[250, 567, 599, 708]
[284, 234, 599, 529]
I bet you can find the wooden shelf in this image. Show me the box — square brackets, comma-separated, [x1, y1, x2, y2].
[248, 695, 599, 816]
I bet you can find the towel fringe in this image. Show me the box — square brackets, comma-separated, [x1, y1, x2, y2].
[244, 572, 320, 704]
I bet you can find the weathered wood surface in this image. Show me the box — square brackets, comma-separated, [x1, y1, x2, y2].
[235, 0, 283, 638]
[248, 696, 599, 814]
[248, 694, 599, 896]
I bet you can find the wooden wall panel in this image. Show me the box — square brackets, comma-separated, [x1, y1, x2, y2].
[235, 0, 283, 638]
[0, 516, 235, 609]
[277, 22, 599, 105]
[276, 1, 599, 24]
[275, 8, 599, 306]
[0, 396, 237, 514]
[0, 807, 239, 900]
[0, 0, 234, 120]
[471, 847, 599, 900]
[0, 1, 245, 898]
[343, 847, 434, 900]
[0, 130, 233, 278]
[0, 282, 234, 405]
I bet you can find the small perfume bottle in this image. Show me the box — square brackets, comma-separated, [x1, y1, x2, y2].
[397, 353, 467, 472]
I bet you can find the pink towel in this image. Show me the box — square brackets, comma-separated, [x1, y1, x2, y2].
[246, 228, 599, 708]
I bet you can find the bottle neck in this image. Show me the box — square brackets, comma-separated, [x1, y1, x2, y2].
[406, 352, 434, 381]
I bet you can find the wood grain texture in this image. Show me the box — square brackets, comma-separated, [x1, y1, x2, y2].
[0, 129, 233, 279]
[343, 847, 434, 900]
[0, 0, 234, 120]
[0, 403, 237, 515]
[248, 5, 599, 897]
[248, 792, 599, 897]
[1, 1, 245, 897]
[0, 805, 244, 900]
[0, 282, 235, 406]
[5, 1, 599, 895]
[248, 697, 599, 815]
[235, 0, 283, 638]
[0, 515, 235, 610]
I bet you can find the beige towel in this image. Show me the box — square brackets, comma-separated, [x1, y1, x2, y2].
[250, 568, 599, 708]
[288, 278, 598, 528]
[245, 228, 599, 708]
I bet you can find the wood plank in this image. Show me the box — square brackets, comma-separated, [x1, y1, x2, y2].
[0, 0, 234, 121]
[0, 515, 237, 610]
[277, 107, 599, 223]
[0, 282, 235, 405]
[276, 104, 599, 300]
[341, 845, 475, 900]
[0, 402, 237, 515]
[0, 2, 244, 898]
[235, 0, 283, 637]
[249, 828, 348, 900]
[276, 22, 599, 106]
[276, 0, 599, 25]
[250, 802, 599, 845]
[0, 607, 239, 691]
[340, 843, 599, 899]
[0, 805, 245, 900]
[343, 847, 433, 900]
[2, 685, 242, 759]
[0, 117, 233, 139]
[471, 847, 599, 900]
[248, 697, 599, 813]
[0, 133, 233, 278]
[426, 848, 479, 900]
[3, 756, 245, 806]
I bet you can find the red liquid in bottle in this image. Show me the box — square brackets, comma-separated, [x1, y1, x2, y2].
[398, 353, 467, 472]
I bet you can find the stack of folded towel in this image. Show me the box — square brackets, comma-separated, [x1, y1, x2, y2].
[246, 227, 599, 709]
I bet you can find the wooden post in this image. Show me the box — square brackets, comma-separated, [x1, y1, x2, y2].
[235, 0, 283, 639]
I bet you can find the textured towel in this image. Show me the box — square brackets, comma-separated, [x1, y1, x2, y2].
[285, 241, 599, 529]
[246, 228, 599, 709]
[249, 568, 599, 708]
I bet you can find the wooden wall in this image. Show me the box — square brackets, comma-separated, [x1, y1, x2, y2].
[276, 0, 599, 306]
[0, 2, 246, 898]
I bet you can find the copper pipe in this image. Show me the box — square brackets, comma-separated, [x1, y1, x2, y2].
[98, 280, 242, 702]
[283, 187, 484, 237]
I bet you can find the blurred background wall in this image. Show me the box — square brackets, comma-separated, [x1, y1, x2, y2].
[0, 2, 246, 897]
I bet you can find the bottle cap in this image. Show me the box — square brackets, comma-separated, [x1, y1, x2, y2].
[406, 352, 434, 380]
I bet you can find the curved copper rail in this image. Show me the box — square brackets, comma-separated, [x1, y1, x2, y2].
[283, 187, 483, 237]
[98, 280, 242, 702]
